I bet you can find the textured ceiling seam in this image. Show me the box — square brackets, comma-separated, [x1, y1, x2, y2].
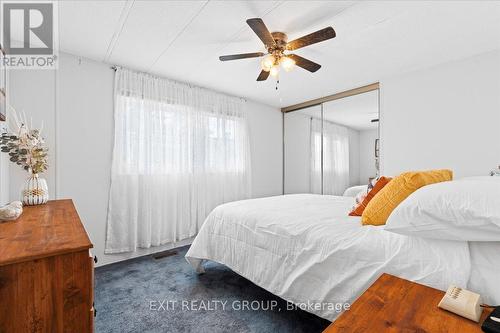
[146, 0, 211, 72]
[104, 0, 135, 62]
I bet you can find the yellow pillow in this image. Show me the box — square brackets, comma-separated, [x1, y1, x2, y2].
[361, 169, 453, 226]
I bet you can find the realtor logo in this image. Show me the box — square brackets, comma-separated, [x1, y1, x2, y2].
[1, 1, 58, 69]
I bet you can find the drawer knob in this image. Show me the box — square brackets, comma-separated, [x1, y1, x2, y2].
[93, 256, 98, 264]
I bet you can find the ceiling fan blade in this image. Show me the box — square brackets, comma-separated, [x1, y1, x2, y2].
[219, 52, 265, 61]
[256, 70, 270, 81]
[288, 54, 321, 72]
[286, 27, 336, 51]
[246, 18, 276, 47]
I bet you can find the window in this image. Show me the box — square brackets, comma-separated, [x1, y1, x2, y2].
[107, 68, 251, 252]
[115, 95, 248, 175]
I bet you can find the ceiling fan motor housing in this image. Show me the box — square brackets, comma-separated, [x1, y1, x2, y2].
[269, 32, 288, 62]
[271, 32, 288, 46]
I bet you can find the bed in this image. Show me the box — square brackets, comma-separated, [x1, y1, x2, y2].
[185, 194, 485, 321]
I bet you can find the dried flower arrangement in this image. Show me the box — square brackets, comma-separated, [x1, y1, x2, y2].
[0, 108, 48, 175]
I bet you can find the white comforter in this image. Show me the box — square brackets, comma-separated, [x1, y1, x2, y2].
[186, 194, 471, 321]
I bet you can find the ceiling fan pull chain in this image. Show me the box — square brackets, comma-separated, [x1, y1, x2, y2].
[276, 79, 280, 91]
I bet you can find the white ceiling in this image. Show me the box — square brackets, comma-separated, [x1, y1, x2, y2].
[298, 90, 378, 131]
[57, 1, 500, 108]
[323, 90, 379, 131]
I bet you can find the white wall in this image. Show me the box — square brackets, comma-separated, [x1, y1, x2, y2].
[8, 70, 56, 201]
[380, 50, 500, 177]
[0, 123, 8, 205]
[0, 76, 11, 205]
[55, 54, 115, 265]
[359, 129, 378, 183]
[7, 52, 282, 266]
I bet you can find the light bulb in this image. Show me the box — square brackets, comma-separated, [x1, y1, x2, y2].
[281, 56, 295, 72]
[261, 55, 275, 72]
[270, 65, 279, 77]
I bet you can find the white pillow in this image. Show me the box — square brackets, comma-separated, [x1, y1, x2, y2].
[384, 178, 500, 241]
[343, 185, 368, 198]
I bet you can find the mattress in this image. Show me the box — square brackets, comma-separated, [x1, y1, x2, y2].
[468, 241, 500, 305]
[185, 194, 472, 320]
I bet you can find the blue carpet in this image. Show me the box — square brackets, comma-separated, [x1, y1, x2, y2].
[95, 245, 331, 333]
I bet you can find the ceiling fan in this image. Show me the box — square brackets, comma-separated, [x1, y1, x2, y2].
[219, 18, 336, 81]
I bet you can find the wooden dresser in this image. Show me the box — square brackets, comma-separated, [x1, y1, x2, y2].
[0, 199, 94, 333]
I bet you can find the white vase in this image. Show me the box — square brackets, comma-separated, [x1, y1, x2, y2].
[21, 174, 49, 205]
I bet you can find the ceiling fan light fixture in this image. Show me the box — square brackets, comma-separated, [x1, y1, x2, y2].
[220, 18, 336, 82]
[261, 55, 275, 72]
[270, 64, 280, 77]
[280, 56, 295, 72]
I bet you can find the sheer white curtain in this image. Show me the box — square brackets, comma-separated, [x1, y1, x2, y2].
[106, 68, 251, 253]
[310, 118, 350, 195]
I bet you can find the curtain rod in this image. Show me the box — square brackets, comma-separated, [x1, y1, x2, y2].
[108, 65, 247, 102]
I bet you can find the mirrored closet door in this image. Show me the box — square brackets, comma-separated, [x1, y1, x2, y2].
[283, 105, 322, 194]
[283, 86, 380, 195]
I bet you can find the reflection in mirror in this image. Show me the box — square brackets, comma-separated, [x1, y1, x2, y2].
[283, 89, 379, 195]
[284, 105, 322, 194]
[322, 90, 379, 195]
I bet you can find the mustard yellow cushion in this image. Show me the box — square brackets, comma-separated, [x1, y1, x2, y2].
[361, 169, 453, 226]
